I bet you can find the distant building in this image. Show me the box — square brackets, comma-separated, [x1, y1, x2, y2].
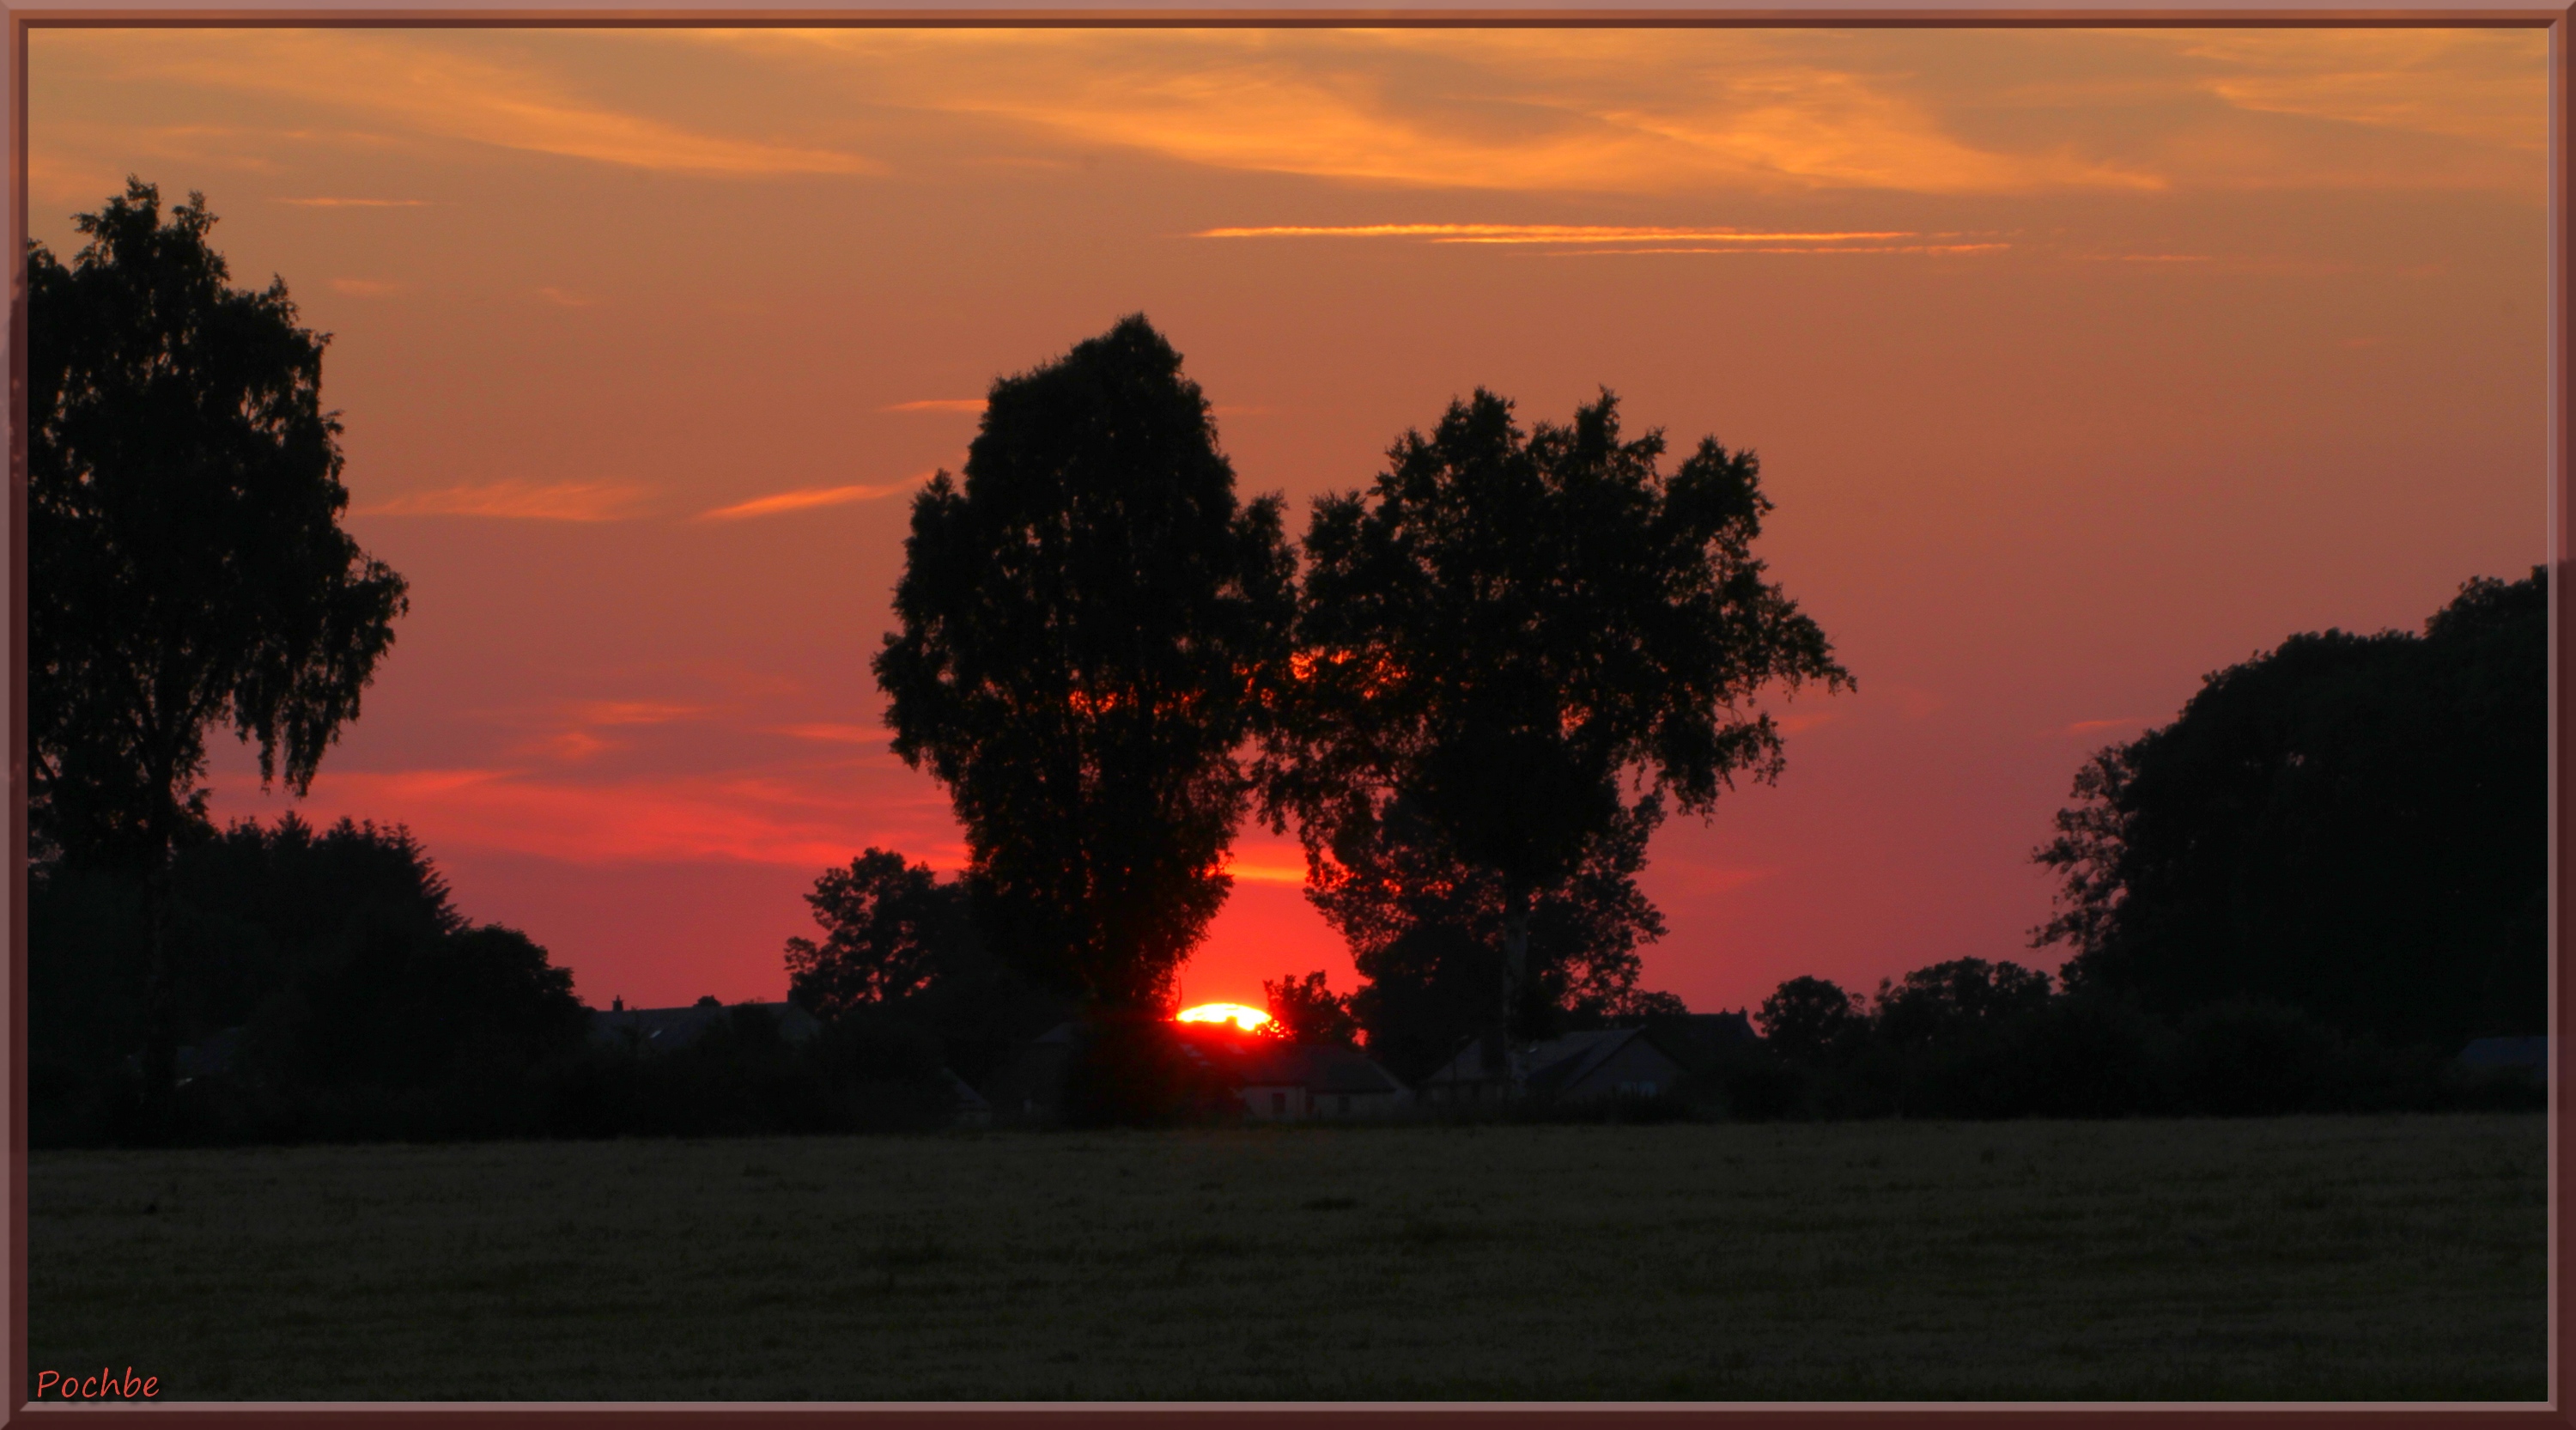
[175, 1026, 245, 1082]
[1176, 1033, 1410, 1121]
[977, 1020, 1411, 1123]
[587, 1000, 822, 1051]
[944, 1068, 995, 1129]
[1420, 1013, 1754, 1106]
[983, 1021, 1083, 1124]
[2458, 1036, 2548, 1086]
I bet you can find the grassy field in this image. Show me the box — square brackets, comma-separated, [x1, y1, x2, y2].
[28, 1114, 2547, 1402]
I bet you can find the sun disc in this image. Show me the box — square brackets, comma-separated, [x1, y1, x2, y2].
[1176, 1001, 1270, 1032]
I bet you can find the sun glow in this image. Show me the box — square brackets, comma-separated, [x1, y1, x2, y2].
[1176, 1002, 1271, 1033]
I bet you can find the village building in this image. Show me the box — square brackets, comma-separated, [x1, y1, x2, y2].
[1419, 1011, 1758, 1106]
[587, 998, 823, 1051]
[983, 1021, 1082, 1124]
[980, 1020, 1413, 1123]
[2458, 1035, 2549, 1086]
[1176, 1035, 1411, 1121]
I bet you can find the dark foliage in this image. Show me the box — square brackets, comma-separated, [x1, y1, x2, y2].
[1726, 961, 2508, 1122]
[785, 849, 970, 1019]
[31, 816, 588, 1147]
[1261, 971, 1360, 1047]
[1267, 386, 1850, 1040]
[532, 1007, 957, 1141]
[781, 848, 1072, 1089]
[1756, 975, 1868, 1067]
[1870, 958, 2054, 1053]
[1326, 795, 1674, 1075]
[2032, 569, 2545, 1052]
[875, 315, 1296, 1012]
[28, 180, 409, 1129]
[1059, 1011, 1237, 1128]
[30, 180, 406, 874]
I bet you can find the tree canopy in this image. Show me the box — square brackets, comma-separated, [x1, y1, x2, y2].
[1261, 971, 1360, 1047]
[29, 180, 408, 875]
[1756, 975, 1868, 1066]
[2032, 569, 2545, 1050]
[1265, 388, 1850, 1033]
[874, 316, 1295, 1011]
[784, 849, 973, 1019]
[1318, 790, 1678, 1074]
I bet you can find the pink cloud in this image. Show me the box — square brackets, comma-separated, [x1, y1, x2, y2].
[696, 480, 919, 521]
[263, 767, 957, 871]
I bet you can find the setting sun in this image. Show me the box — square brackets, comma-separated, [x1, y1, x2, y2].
[1175, 1002, 1271, 1033]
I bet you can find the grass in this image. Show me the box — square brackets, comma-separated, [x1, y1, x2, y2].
[29, 1114, 2546, 1401]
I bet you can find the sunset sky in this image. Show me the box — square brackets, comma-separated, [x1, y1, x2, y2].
[27, 26, 2548, 1018]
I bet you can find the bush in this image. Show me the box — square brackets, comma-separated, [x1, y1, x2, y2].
[1060, 1013, 1235, 1129]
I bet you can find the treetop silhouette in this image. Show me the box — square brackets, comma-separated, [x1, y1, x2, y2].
[874, 314, 1295, 1012]
[1263, 386, 1852, 1034]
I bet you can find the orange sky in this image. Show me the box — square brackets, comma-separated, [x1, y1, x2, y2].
[28, 26, 2548, 1016]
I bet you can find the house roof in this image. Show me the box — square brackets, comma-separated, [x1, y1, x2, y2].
[1425, 1019, 1732, 1092]
[1423, 1028, 1624, 1086]
[1265, 1044, 1407, 1095]
[587, 1001, 821, 1050]
[1176, 1031, 1407, 1095]
[1634, 1012, 1758, 1074]
[1522, 1027, 1689, 1097]
[2459, 1036, 2548, 1069]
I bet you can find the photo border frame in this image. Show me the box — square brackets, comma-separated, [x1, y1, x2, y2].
[0, 3, 2563, 1423]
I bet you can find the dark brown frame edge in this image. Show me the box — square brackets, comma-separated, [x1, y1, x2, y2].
[0, 4, 2565, 1425]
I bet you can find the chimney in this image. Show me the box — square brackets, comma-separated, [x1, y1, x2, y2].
[612, 995, 624, 1012]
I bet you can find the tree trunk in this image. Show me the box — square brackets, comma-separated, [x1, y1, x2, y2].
[138, 860, 179, 1141]
[1501, 886, 1531, 1041]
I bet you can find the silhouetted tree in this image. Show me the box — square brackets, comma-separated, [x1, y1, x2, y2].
[1267, 389, 1850, 1037]
[32, 815, 586, 1143]
[29, 180, 407, 1119]
[1324, 792, 1671, 1069]
[876, 316, 1295, 1013]
[1869, 958, 2052, 1051]
[2032, 569, 2545, 1050]
[1261, 971, 1359, 1046]
[1757, 975, 1867, 1065]
[162, 813, 460, 1037]
[266, 912, 584, 1097]
[784, 850, 971, 1019]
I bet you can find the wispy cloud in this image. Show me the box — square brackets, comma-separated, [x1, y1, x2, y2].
[2057, 715, 2151, 737]
[697, 480, 919, 521]
[1203, 223, 2009, 259]
[883, 399, 984, 413]
[258, 767, 949, 869]
[531, 729, 614, 764]
[51, 30, 883, 178]
[358, 479, 649, 521]
[2172, 30, 2543, 152]
[772, 723, 889, 745]
[1219, 857, 1308, 886]
[328, 277, 405, 296]
[565, 700, 705, 727]
[536, 285, 598, 307]
[278, 196, 430, 207]
[1553, 242, 2008, 258]
[689, 29, 2166, 196]
[1200, 223, 1917, 244]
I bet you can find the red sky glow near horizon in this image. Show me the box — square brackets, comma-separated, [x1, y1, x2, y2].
[27, 26, 2548, 1019]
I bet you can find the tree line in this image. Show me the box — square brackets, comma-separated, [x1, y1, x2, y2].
[29, 179, 2543, 1143]
[1708, 566, 2547, 1121]
[787, 309, 1854, 1107]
